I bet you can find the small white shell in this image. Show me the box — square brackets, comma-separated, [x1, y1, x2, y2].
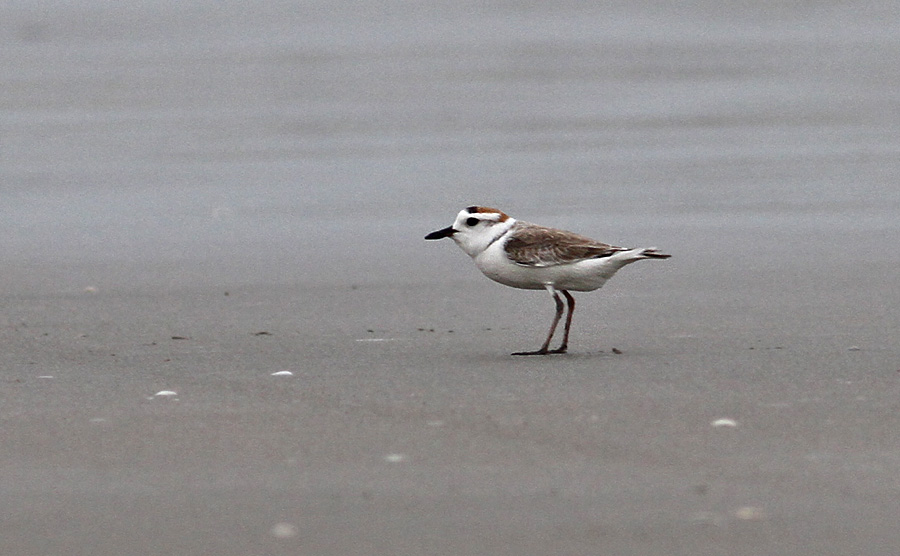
[734, 506, 766, 520]
[154, 390, 178, 397]
[711, 418, 738, 428]
[269, 522, 298, 538]
[271, 370, 293, 376]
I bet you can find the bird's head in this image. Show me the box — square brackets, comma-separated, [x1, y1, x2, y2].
[425, 206, 515, 257]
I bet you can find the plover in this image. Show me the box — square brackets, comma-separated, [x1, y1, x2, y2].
[425, 206, 670, 355]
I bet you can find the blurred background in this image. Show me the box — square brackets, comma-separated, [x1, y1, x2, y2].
[3, 0, 898, 298]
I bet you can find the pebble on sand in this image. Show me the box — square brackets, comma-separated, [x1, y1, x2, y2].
[734, 506, 766, 520]
[269, 522, 298, 538]
[711, 418, 738, 428]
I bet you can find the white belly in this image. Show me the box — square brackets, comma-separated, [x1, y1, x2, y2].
[473, 244, 636, 292]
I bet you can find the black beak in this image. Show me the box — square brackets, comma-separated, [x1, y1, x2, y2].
[425, 226, 456, 240]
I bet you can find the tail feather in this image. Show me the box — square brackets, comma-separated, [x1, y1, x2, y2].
[638, 247, 671, 259]
[608, 247, 671, 267]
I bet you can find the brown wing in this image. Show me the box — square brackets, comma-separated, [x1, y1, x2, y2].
[503, 223, 626, 267]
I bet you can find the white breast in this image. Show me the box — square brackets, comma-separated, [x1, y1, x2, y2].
[473, 241, 640, 292]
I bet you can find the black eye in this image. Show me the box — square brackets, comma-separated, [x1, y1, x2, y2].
[466, 217, 479, 226]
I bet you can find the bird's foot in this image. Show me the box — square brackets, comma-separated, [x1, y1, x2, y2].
[511, 346, 567, 356]
[512, 349, 548, 356]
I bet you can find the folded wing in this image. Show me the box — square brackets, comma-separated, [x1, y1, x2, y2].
[504, 223, 626, 267]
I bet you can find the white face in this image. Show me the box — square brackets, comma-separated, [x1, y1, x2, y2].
[448, 208, 513, 258]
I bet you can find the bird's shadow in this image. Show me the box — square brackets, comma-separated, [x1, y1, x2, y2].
[516, 349, 624, 360]
[464, 348, 624, 365]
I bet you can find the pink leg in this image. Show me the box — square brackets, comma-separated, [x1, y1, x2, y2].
[548, 291, 575, 354]
[512, 286, 566, 356]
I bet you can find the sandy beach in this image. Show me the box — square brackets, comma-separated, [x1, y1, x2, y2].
[2, 1, 900, 554]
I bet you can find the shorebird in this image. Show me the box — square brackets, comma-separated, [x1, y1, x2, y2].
[425, 206, 670, 355]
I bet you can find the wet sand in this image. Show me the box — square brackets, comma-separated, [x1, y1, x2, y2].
[3, 1, 900, 555]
